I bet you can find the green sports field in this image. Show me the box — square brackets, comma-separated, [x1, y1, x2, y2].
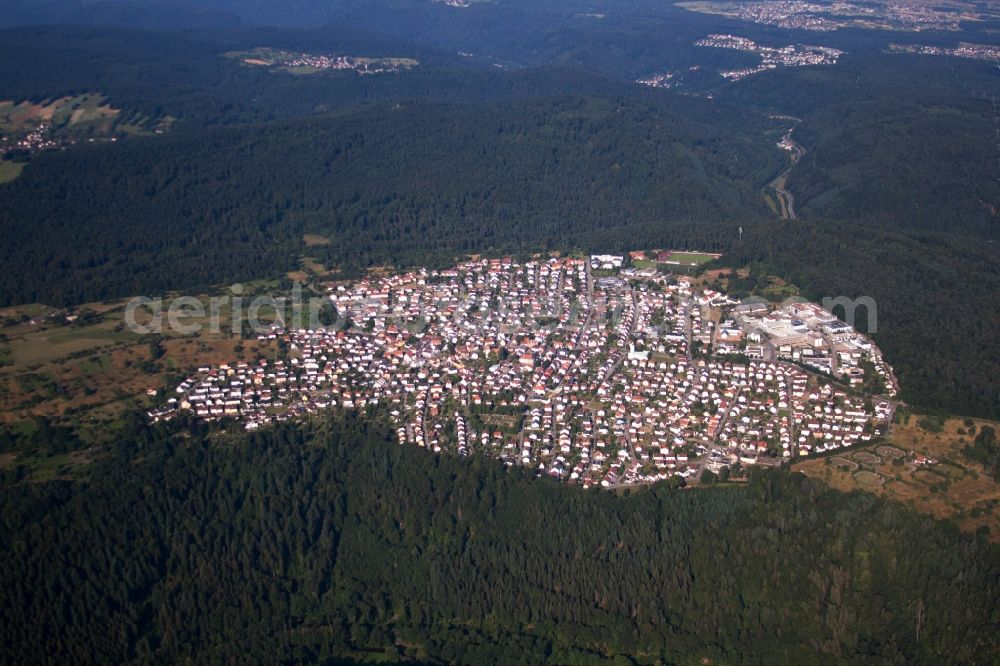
[662, 251, 721, 266]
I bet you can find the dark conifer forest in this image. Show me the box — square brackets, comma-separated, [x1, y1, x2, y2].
[2, 412, 998, 664]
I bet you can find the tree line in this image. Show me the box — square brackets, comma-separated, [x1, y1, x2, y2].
[0, 410, 998, 664]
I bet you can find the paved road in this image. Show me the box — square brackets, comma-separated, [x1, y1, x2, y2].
[773, 174, 797, 220]
[714, 387, 744, 446]
[683, 299, 694, 361]
[769, 127, 806, 221]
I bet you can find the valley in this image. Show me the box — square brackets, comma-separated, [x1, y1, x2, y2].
[768, 126, 806, 219]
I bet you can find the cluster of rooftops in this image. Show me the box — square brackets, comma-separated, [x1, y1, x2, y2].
[153, 255, 895, 486]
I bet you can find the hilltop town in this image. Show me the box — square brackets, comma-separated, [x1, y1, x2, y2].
[695, 34, 843, 80]
[888, 41, 1000, 63]
[225, 48, 419, 75]
[677, 0, 996, 33]
[153, 254, 897, 487]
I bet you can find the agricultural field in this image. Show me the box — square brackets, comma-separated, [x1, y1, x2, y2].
[795, 413, 1000, 539]
[0, 94, 121, 135]
[0, 93, 170, 182]
[0, 160, 24, 183]
[0, 447, 98, 483]
[0, 269, 357, 480]
[0, 287, 290, 429]
[0, 278, 326, 480]
[303, 233, 331, 247]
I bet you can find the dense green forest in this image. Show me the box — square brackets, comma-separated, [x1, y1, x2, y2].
[791, 98, 996, 234]
[1, 411, 998, 664]
[0, 26, 551, 124]
[964, 425, 1000, 478]
[789, 93, 998, 236]
[0, 95, 782, 305]
[719, 52, 1000, 237]
[0, 24, 761, 127]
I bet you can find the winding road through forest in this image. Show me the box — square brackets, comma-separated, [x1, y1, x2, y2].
[768, 127, 806, 220]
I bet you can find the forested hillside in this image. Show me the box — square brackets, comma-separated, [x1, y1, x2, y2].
[0, 26, 688, 126]
[789, 97, 998, 235]
[1, 412, 998, 664]
[0, 96, 780, 305]
[720, 53, 1000, 237]
[0, 26, 485, 124]
[789, 98, 998, 236]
